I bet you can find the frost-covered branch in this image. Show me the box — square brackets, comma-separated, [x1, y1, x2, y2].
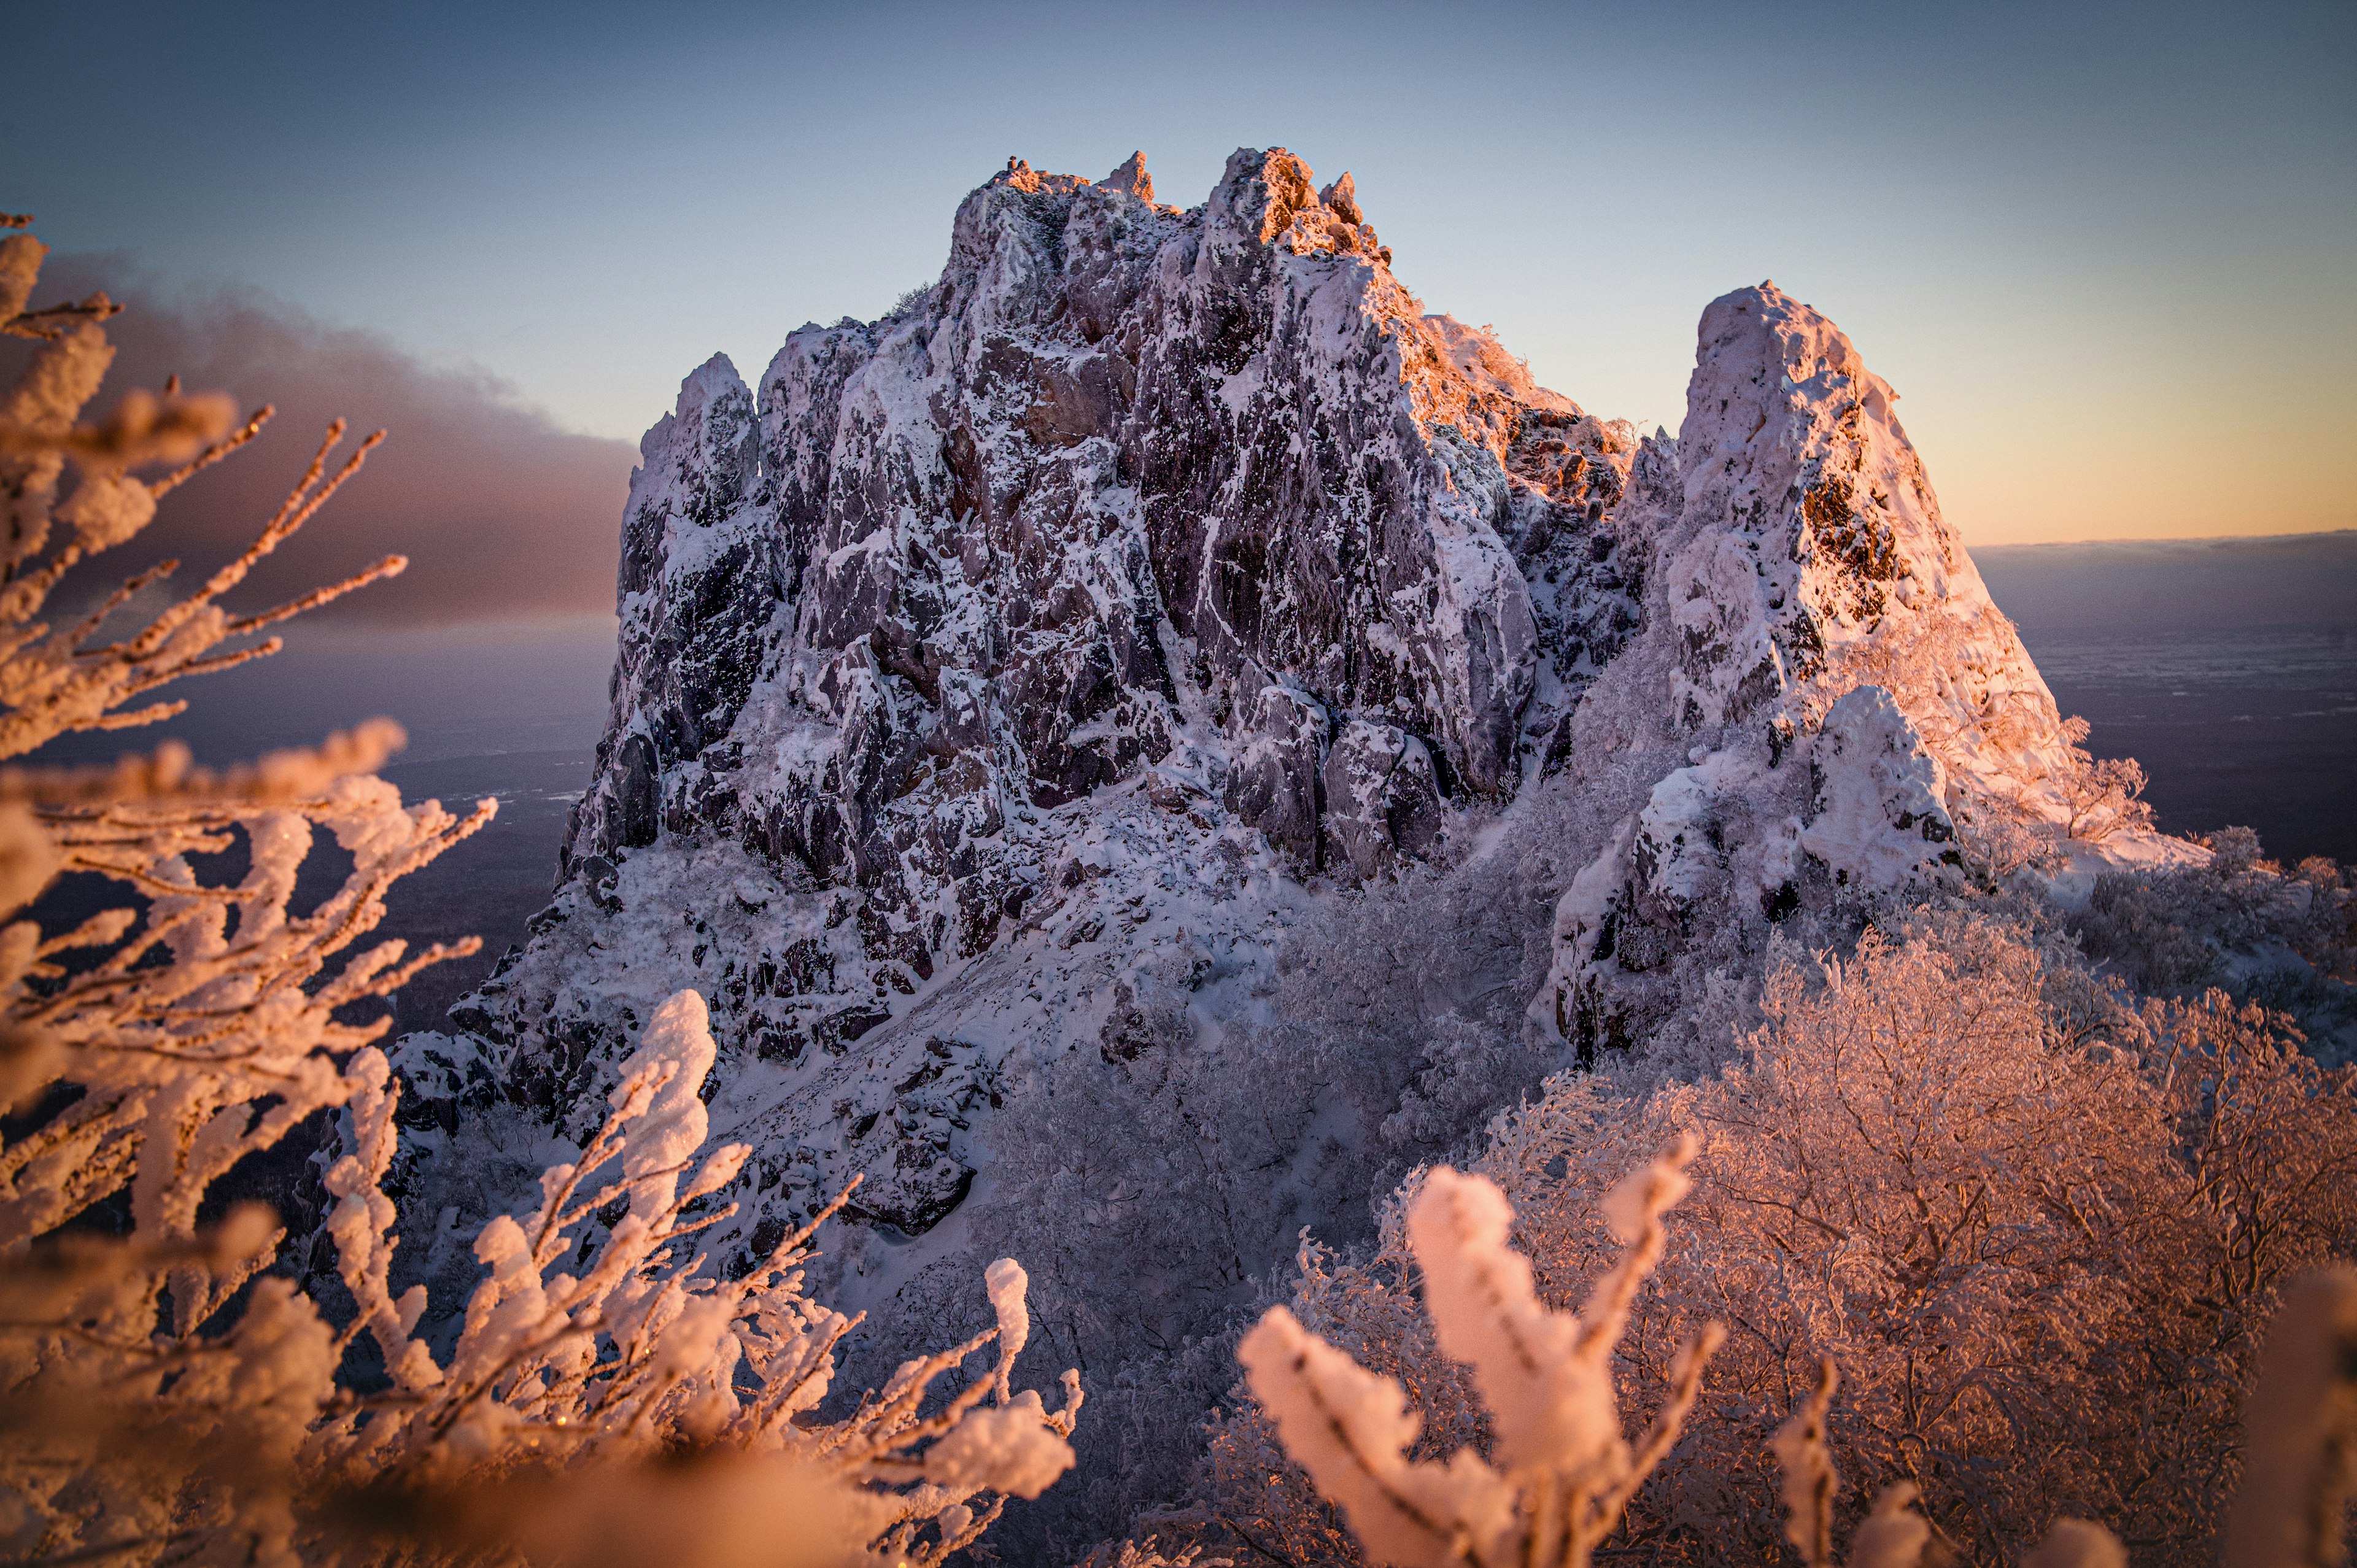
[0, 226, 403, 759]
[1239, 1145, 1721, 1568]
[2054, 717, 2154, 843]
[6, 974, 1085, 1565]
[0, 212, 1081, 1566]
[296, 988, 1083, 1568]
[0, 728, 493, 1264]
[1767, 1358, 2130, 1568]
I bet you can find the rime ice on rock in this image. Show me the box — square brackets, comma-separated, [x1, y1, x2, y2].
[1530, 283, 2189, 1058]
[1099, 152, 1153, 203]
[422, 145, 1652, 1251]
[410, 160, 2186, 1370]
[570, 353, 778, 860]
[1798, 687, 1958, 889]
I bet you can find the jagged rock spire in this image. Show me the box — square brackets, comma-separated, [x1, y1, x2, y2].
[1100, 150, 1151, 203]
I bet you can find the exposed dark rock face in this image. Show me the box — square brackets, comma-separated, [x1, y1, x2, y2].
[562, 150, 1636, 903]
[416, 149, 1647, 1189]
[570, 357, 780, 865]
[1322, 717, 1442, 879]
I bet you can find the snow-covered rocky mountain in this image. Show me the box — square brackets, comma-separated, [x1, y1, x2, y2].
[395, 149, 2192, 1503]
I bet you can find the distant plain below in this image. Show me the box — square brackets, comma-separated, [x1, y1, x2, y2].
[1976, 530, 2357, 871]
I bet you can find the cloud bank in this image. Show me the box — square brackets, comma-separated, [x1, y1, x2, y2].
[9, 255, 635, 628]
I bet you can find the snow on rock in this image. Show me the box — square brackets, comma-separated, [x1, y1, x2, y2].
[402, 163, 2203, 1437]
[1321, 718, 1442, 879]
[1798, 686, 1959, 890]
[1530, 282, 2184, 1057]
[426, 145, 1649, 1253]
[1651, 283, 2079, 820]
[1221, 682, 1329, 865]
[568, 353, 781, 860]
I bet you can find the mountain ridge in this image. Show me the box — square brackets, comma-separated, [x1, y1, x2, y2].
[389, 153, 2197, 1535]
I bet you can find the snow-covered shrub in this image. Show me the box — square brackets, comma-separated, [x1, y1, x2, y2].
[938, 853, 1565, 1559]
[2075, 828, 2355, 984]
[0, 214, 1081, 1566]
[1199, 918, 2357, 1564]
[1075, 1539, 1232, 1568]
[1233, 1146, 1722, 1568]
[2054, 717, 2153, 843]
[2073, 828, 2356, 1062]
[1, 208, 484, 1273]
[1762, 1361, 2124, 1568]
[0, 223, 403, 759]
[1193, 1226, 1486, 1567]
[5, 987, 1083, 1565]
[0, 727, 491, 1257]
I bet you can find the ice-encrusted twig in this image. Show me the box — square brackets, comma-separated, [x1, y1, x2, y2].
[1239, 1139, 1721, 1568]
[1772, 1359, 1840, 1568]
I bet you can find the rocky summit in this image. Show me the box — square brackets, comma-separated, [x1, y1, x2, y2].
[397, 147, 2186, 1348]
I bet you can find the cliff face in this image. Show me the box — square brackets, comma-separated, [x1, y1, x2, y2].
[571, 149, 1634, 902]
[1529, 282, 2101, 1057]
[405, 147, 2178, 1271]
[418, 147, 1646, 1235]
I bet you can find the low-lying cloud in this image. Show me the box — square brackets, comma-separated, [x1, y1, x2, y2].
[10, 255, 635, 628]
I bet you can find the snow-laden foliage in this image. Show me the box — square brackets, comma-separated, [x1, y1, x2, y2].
[2072, 827, 2357, 1062]
[1192, 919, 2357, 1564]
[1762, 1361, 2123, 1568]
[0, 204, 490, 1273]
[4, 975, 1084, 1566]
[0, 727, 490, 1266]
[1236, 1148, 1721, 1568]
[0, 215, 1083, 1566]
[0, 225, 402, 759]
[1218, 1143, 2138, 1567]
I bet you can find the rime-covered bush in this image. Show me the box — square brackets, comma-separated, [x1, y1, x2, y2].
[2075, 829, 2356, 981]
[1190, 919, 2357, 1564]
[5, 987, 1084, 1566]
[1234, 1148, 1722, 1568]
[0, 211, 1081, 1566]
[2073, 828, 2357, 1062]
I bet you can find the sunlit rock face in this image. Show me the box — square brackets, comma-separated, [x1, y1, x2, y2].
[406, 153, 2143, 1276]
[1526, 282, 2180, 1060]
[582, 146, 1633, 901]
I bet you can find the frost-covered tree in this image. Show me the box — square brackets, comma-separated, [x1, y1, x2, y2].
[1190, 919, 2357, 1564]
[2072, 828, 2357, 1060]
[0, 213, 1082, 1566]
[933, 849, 1571, 1560]
[2053, 717, 2154, 843]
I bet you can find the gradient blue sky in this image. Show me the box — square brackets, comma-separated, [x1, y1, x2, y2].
[8, 0, 2353, 547]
